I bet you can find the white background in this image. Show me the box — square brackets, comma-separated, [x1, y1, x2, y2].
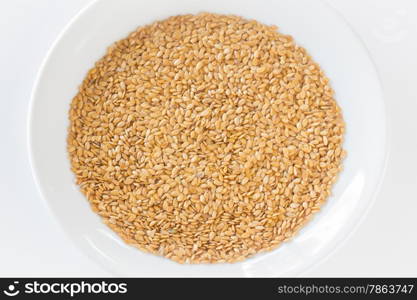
[1, 0, 416, 276]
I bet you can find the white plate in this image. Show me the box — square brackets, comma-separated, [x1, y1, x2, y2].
[29, 0, 387, 277]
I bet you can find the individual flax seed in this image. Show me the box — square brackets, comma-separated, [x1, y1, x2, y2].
[67, 13, 345, 264]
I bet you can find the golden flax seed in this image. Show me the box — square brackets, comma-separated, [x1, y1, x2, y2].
[67, 13, 345, 264]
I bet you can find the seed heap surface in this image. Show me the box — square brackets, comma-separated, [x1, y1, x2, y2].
[68, 13, 345, 263]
